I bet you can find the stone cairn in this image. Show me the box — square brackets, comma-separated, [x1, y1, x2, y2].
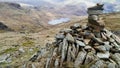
[27, 4, 120, 68]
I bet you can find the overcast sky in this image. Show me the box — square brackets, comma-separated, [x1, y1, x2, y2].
[0, 0, 118, 3]
[0, 0, 119, 7]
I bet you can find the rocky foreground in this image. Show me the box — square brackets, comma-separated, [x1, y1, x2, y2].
[24, 23, 120, 68]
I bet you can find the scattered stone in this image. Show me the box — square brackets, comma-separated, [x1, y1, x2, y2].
[72, 23, 81, 29]
[29, 48, 33, 52]
[6, 57, 12, 63]
[0, 54, 10, 63]
[19, 47, 25, 53]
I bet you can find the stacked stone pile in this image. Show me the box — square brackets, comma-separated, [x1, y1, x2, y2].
[44, 23, 120, 68]
[26, 4, 120, 68]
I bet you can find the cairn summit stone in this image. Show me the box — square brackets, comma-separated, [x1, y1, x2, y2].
[25, 3, 120, 68]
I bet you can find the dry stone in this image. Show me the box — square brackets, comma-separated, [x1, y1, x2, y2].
[65, 33, 75, 42]
[74, 51, 87, 67]
[76, 40, 86, 47]
[97, 51, 110, 59]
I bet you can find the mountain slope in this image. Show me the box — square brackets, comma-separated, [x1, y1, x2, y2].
[0, 2, 59, 32]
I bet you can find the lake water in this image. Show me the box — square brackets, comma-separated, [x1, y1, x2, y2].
[48, 18, 70, 25]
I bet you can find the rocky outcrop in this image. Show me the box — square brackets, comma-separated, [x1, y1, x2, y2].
[0, 22, 8, 30]
[0, 22, 12, 31]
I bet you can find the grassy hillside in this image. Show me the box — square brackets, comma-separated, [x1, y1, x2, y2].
[0, 2, 59, 32]
[103, 13, 120, 31]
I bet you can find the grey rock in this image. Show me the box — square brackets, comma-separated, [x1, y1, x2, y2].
[52, 48, 58, 57]
[84, 46, 92, 50]
[95, 60, 104, 68]
[39, 48, 47, 56]
[73, 23, 81, 28]
[70, 50, 75, 60]
[90, 65, 97, 68]
[94, 45, 106, 52]
[71, 44, 76, 56]
[104, 42, 112, 51]
[55, 33, 65, 40]
[45, 58, 51, 68]
[103, 28, 113, 37]
[76, 44, 80, 56]
[54, 58, 59, 68]
[90, 60, 105, 68]
[111, 42, 120, 50]
[65, 33, 74, 42]
[74, 51, 87, 67]
[111, 53, 120, 65]
[58, 42, 63, 54]
[30, 48, 47, 62]
[0, 54, 10, 63]
[108, 63, 115, 68]
[76, 40, 86, 47]
[61, 38, 68, 62]
[112, 34, 120, 45]
[19, 47, 25, 53]
[84, 39, 91, 44]
[103, 41, 109, 45]
[84, 52, 94, 64]
[29, 48, 33, 52]
[101, 32, 107, 40]
[109, 38, 115, 43]
[67, 46, 72, 62]
[60, 28, 72, 33]
[6, 57, 12, 63]
[32, 64, 36, 68]
[29, 55, 38, 62]
[97, 51, 110, 59]
[84, 31, 91, 36]
[92, 37, 104, 44]
[81, 25, 88, 30]
[94, 32, 101, 38]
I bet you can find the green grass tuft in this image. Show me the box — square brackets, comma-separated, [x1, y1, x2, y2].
[0, 48, 17, 55]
